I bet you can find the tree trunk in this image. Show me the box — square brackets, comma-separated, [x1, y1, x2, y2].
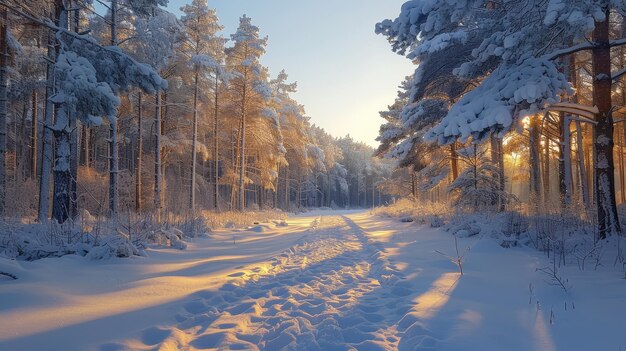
[108, 119, 118, 217]
[50, 2, 72, 224]
[213, 74, 219, 211]
[558, 112, 573, 207]
[411, 171, 417, 199]
[30, 92, 38, 179]
[572, 85, 590, 208]
[450, 143, 458, 181]
[285, 166, 289, 209]
[155, 91, 163, 223]
[490, 135, 505, 211]
[543, 134, 551, 201]
[238, 69, 248, 211]
[619, 124, 625, 204]
[52, 106, 72, 224]
[326, 173, 331, 207]
[68, 0, 80, 221]
[592, 10, 621, 239]
[108, 0, 118, 218]
[38, 30, 57, 222]
[529, 115, 542, 209]
[80, 125, 89, 167]
[136, 91, 143, 212]
[190, 71, 199, 211]
[69, 113, 78, 220]
[563, 116, 572, 206]
[0, 7, 7, 216]
[473, 144, 478, 210]
[297, 170, 302, 208]
[617, 36, 626, 203]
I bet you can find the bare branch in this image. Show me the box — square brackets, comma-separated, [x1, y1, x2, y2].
[545, 41, 594, 61]
[612, 66, 626, 83]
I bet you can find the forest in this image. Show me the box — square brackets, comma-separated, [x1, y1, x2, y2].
[376, 0, 626, 242]
[0, 0, 392, 229]
[2, 1, 626, 350]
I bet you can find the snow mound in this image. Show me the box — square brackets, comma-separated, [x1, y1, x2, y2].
[247, 224, 272, 233]
[145, 229, 187, 250]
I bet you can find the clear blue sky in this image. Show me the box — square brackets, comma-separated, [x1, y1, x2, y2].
[168, 0, 415, 146]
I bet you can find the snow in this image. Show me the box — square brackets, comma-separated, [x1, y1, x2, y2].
[1, 210, 626, 350]
[427, 57, 571, 144]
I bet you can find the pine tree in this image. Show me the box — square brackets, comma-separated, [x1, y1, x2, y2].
[226, 15, 269, 211]
[179, 0, 224, 211]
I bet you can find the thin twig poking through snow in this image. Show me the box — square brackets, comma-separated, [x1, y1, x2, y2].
[536, 266, 571, 293]
[436, 236, 469, 276]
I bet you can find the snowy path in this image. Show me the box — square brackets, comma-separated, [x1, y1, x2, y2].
[114, 215, 416, 351]
[2, 210, 626, 351]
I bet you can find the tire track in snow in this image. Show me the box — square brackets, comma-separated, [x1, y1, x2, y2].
[113, 215, 419, 351]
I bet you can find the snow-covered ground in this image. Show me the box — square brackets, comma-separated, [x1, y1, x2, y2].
[1, 210, 625, 351]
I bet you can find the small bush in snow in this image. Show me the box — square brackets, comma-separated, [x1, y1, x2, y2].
[144, 229, 187, 250]
[429, 215, 444, 228]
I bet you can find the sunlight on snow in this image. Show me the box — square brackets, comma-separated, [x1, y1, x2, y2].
[412, 272, 461, 320]
[0, 217, 323, 341]
[533, 311, 557, 351]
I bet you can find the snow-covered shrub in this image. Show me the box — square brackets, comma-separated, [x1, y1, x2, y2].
[502, 211, 529, 238]
[449, 221, 481, 238]
[0, 221, 86, 260]
[192, 210, 288, 230]
[429, 215, 444, 228]
[527, 213, 595, 265]
[373, 198, 449, 225]
[0, 214, 178, 261]
[143, 229, 187, 250]
[164, 212, 212, 238]
[85, 235, 146, 260]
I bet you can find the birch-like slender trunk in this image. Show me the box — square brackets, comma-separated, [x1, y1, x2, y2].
[190, 71, 199, 211]
[69, 110, 78, 220]
[284, 166, 289, 209]
[592, 10, 621, 238]
[30, 92, 38, 179]
[213, 74, 219, 211]
[135, 91, 142, 212]
[543, 134, 551, 200]
[237, 68, 248, 211]
[155, 91, 162, 223]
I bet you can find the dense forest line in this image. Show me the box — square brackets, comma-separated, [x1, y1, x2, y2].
[0, 0, 393, 223]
